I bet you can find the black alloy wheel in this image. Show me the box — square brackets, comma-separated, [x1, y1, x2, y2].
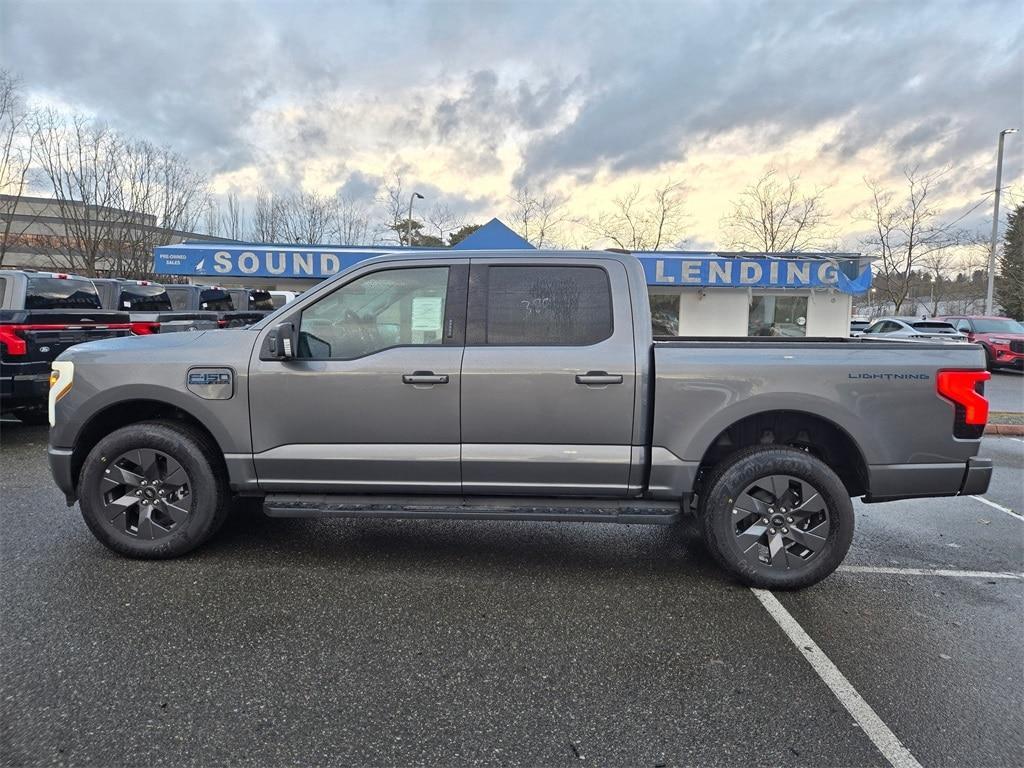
[98, 448, 192, 540]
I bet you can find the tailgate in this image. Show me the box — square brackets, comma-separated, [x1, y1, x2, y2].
[0, 310, 133, 363]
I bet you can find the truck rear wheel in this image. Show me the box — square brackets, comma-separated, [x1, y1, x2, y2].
[78, 420, 230, 558]
[699, 446, 854, 589]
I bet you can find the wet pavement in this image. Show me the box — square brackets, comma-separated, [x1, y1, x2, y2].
[1, 424, 1021, 767]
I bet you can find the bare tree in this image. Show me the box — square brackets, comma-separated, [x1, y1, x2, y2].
[379, 172, 409, 245]
[859, 168, 965, 314]
[584, 180, 687, 251]
[220, 192, 244, 240]
[278, 191, 335, 245]
[507, 185, 567, 247]
[251, 188, 284, 243]
[33, 110, 208, 277]
[333, 194, 375, 245]
[0, 70, 38, 266]
[722, 169, 832, 253]
[424, 202, 464, 245]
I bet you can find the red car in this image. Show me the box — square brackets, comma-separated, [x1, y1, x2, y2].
[938, 315, 1024, 370]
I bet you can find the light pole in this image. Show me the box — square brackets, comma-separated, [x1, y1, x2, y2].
[407, 192, 424, 246]
[985, 128, 1018, 315]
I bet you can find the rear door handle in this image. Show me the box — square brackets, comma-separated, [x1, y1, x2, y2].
[402, 371, 449, 385]
[575, 371, 623, 385]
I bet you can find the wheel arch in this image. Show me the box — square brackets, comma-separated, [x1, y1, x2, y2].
[696, 409, 870, 498]
[69, 399, 228, 495]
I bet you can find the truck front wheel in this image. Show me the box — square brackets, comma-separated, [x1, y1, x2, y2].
[78, 420, 230, 558]
[699, 446, 854, 589]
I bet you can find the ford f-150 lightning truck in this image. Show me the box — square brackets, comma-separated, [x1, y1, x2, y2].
[47, 251, 993, 588]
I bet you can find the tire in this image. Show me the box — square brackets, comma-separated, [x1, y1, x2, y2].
[983, 345, 995, 371]
[699, 446, 854, 589]
[14, 408, 48, 425]
[78, 420, 230, 558]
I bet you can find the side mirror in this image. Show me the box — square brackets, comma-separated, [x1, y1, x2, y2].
[269, 322, 296, 359]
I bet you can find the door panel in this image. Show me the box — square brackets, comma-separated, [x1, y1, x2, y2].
[460, 259, 636, 496]
[248, 262, 466, 493]
[250, 346, 463, 492]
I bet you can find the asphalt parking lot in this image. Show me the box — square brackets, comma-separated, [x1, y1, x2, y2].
[987, 369, 1024, 413]
[1, 425, 1021, 767]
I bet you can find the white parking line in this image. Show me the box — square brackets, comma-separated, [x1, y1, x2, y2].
[839, 565, 1024, 580]
[970, 495, 1023, 521]
[751, 588, 923, 768]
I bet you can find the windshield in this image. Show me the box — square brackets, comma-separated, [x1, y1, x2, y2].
[973, 318, 1024, 333]
[25, 276, 102, 310]
[118, 284, 172, 312]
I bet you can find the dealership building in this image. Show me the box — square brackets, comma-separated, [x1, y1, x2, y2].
[153, 219, 871, 337]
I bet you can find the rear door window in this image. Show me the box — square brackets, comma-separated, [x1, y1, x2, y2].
[199, 289, 234, 311]
[118, 284, 172, 311]
[248, 290, 275, 311]
[25, 276, 102, 310]
[482, 266, 613, 346]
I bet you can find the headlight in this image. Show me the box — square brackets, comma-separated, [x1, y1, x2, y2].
[48, 361, 74, 427]
[990, 337, 1010, 344]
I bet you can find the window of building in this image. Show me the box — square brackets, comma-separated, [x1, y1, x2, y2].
[649, 292, 679, 336]
[748, 295, 808, 337]
[484, 265, 613, 346]
[299, 266, 449, 359]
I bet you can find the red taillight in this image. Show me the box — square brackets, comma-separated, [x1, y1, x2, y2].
[130, 322, 160, 335]
[217, 319, 229, 328]
[937, 370, 990, 437]
[0, 326, 28, 356]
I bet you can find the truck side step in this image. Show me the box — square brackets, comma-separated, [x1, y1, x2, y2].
[263, 494, 682, 524]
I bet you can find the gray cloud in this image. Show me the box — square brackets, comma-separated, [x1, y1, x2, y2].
[3, 0, 1020, 206]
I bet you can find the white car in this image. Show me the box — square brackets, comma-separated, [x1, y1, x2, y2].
[861, 317, 967, 342]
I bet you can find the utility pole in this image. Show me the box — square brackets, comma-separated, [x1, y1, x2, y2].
[407, 192, 424, 246]
[986, 128, 1018, 314]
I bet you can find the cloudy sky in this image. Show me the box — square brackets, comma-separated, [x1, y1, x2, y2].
[3, 0, 1022, 248]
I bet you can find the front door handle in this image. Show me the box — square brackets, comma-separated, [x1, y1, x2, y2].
[575, 371, 623, 385]
[402, 371, 449, 385]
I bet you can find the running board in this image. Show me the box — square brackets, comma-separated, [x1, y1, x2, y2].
[263, 494, 681, 524]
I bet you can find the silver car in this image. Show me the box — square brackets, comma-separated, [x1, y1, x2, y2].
[861, 317, 967, 342]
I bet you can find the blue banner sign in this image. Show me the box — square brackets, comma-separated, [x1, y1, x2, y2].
[154, 245, 872, 294]
[638, 255, 871, 294]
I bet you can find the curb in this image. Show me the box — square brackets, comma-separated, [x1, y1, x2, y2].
[985, 423, 1024, 436]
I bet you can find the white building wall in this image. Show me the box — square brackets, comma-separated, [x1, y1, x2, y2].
[678, 289, 751, 336]
[676, 288, 852, 337]
[805, 291, 852, 337]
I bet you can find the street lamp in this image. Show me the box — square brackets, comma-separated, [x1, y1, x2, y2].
[985, 128, 1018, 315]
[407, 192, 424, 246]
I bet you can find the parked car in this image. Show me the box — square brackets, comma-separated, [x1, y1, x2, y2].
[91, 279, 219, 334]
[162, 284, 267, 328]
[48, 251, 993, 589]
[1, 270, 132, 424]
[937, 315, 1024, 370]
[860, 317, 966, 342]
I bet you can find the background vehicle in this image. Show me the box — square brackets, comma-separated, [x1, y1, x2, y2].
[860, 317, 966, 341]
[1, 271, 131, 424]
[92, 278, 219, 334]
[49, 251, 992, 589]
[269, 290, 297, 309]
[163, 284, 267, 328]
[938, 315, 1024, 370]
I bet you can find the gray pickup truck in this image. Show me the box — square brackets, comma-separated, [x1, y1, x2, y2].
[47, 251, 993, 588]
